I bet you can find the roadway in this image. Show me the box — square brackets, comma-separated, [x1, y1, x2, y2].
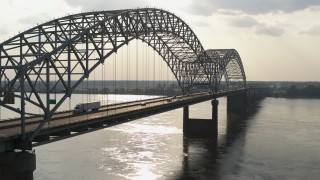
[0, 95, 175, 130]
[0, 89, 247, 151]
[0, 92, 212, 140]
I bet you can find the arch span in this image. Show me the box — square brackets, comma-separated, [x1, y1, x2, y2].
[0, 8, 246, 141]
[206, 49, 246, 89]
[0, 8, 213, 140]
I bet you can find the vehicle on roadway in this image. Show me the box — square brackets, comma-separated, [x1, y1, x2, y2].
[73, 101, 101, 114]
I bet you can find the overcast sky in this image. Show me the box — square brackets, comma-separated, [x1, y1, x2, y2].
[0, 0, 320, 81]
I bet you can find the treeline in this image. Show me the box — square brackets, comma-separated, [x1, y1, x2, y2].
[270, 85, 320, 98]
[73, 86, 181, 96]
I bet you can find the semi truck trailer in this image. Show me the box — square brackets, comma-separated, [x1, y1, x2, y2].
[73, 101, 101, 114]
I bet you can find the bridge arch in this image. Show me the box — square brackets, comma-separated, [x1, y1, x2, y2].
[206, 49, 246, 89]
[0, 8, 220, 140]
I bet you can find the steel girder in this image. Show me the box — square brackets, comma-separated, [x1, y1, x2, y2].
[0, 8, 246, 144]
[0, 8, 219, 142]
[206, 49, 246, 89]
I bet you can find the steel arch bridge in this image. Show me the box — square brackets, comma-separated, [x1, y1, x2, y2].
[206, 49, 246, 89]
[0, 8, 246, 141]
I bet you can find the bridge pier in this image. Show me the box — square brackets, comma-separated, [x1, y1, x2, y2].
[227, 89, 267, 115]
[247, 88, 265, 103]
[227, 91, 247, 114]
[0, 151, 36, 180]
[183, 99, 219, 138]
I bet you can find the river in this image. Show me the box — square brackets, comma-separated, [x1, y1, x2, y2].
[5, 94, 319, 179]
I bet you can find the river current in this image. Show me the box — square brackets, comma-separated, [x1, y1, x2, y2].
[4, 94, 319, 180]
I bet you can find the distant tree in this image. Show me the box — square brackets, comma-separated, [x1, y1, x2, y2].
[102, 88, 110, 93]
[287, 85, 297, 96]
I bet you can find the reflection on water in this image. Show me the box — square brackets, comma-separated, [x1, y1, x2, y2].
[171, 106, 254, 180]
[178, 138, 218, 180]
[32, 96, 320, 180]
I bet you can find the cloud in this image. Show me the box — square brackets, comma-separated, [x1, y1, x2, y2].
[64, 0, 149, 11]
[0, 27, 9, 35]
[217, 9, 241, 16]
[188, 0, 320, 15]
[187, 1, 214, 16]
[309, 6, 320, 11]
[229, 16, 260, 28]
[255, 25, 285, 36]
[191, 21, 210, 27]
[300, 24, 320, 35]
[18, 13, 51, 25]
[228, 16, 284, 37]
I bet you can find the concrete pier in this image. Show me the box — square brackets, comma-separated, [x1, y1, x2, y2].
[183, 99, 219, 138]
[211, 99, 219, 121]
[227, 88, 268, 115]
[0, 151, 36, 180]
[227, 91, 247, 114]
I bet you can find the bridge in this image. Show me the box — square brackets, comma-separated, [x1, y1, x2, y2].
[0, 8, 263, 179]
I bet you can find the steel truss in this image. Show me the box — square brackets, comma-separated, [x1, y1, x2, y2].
[0, 8, 246, 144]
[206, 49, 246, 89]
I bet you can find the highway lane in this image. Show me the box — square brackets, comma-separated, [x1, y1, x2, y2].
[0, 92, 210, 140]
[0, 95, 184, 130]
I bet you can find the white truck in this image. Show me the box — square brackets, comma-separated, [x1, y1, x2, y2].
[73, 101, 101, 114]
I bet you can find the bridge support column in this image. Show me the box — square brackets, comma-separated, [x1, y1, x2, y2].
[0, 151, 36, 180]
[183, 106, 189, 134]
[227, 91, 247, 114]
[183, 99, 219, 138]
[212, 99, 218, 121]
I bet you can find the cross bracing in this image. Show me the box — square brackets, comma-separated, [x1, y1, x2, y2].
[206, 49, 246, 90]
[0, 8, 246, 143]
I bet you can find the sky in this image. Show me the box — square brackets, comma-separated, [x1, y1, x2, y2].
[0, 0, 320, 81]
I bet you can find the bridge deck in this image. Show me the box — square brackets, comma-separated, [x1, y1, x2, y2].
[0, 89, 246, 151]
